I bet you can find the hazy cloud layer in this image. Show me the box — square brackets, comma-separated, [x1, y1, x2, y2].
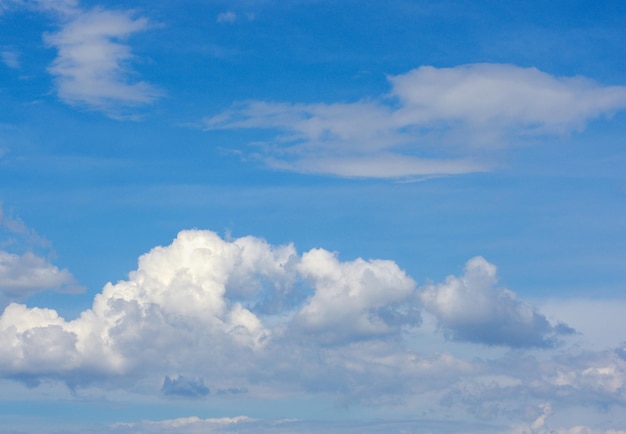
[111, 411, 626, 434]
[205, 64, 626, 178]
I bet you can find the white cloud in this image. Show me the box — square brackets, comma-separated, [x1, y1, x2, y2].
[204, 64, 626, 179]
[1, 229, 623, 428]
[43, 7, 160, 114]
[0, 230, 293, 385]
[419, 256, 575, 348]
[0, 251, 77, 297]
[389, 64, 626, 137]
[0, 204, 79, 301]
[292, 248, 419, 344]
[3, 0, 158, 115]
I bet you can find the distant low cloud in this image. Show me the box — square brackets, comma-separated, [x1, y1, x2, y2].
[205, 64, 626, 179]
[109, 411, 626, 434]
[419, 256, 575, 348]
[112, 416, 253, 433]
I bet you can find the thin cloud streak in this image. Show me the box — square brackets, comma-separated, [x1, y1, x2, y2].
[205, 64, 626, 179]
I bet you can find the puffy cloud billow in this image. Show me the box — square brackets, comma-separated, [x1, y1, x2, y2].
[2, 229, 618, 418]
[420, 256, 575, 348]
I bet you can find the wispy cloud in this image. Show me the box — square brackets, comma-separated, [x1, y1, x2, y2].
[110, 411, 626, 434]
[4, 0, 159, 116]
[205, 64, 626, 179]
[0, 49, 19, 69]
[43, 7, 160, 116]
[216, 11, 237, 23]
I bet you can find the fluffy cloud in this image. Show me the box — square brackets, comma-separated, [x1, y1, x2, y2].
[292, 248, 419, 344]
[0, 230, 424, 391]
[1, 229, 621, 427]
[419, 256, 575, 348]
[0, 251, 77, 297]
[204, 64, 626, 178]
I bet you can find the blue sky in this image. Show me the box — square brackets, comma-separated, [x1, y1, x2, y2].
[1, 0, 626, 432]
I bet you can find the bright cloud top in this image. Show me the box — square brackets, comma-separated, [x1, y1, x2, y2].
[0, 230, 574, 388]
[1, 230, 626, 429]
[205, 64, 626, 178]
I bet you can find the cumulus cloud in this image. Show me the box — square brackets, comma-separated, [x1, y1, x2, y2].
[2, 228, 616, 425]
[292, 248, 419, 344]
[419, 256, 575, 348]
[204, 64, 626, 179]
[0, 230, 422, 390]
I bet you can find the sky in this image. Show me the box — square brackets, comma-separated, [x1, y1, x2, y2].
[1, 0, 626, 432]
